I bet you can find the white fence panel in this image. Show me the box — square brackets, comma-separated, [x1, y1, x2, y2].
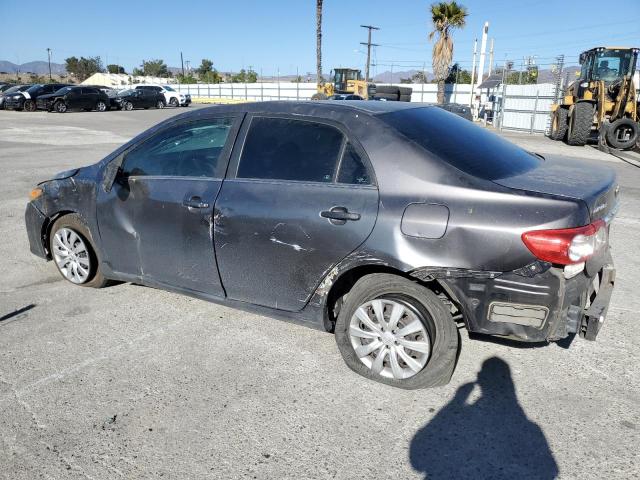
[501, 83, 556, 134]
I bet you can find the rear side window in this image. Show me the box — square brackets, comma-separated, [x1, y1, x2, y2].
[122, 118, 233, 178]
[380, 107, 540, 180]
[237, 117, 344, 182]
[338, 142, 371, 185]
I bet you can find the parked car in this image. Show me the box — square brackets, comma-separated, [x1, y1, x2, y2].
[3, 83, 69, 111]
[135, 84, 190, 107]
[114, 89, 166, 110]
[0, 83, 16, 93]
[36, 86, 110, 113]
[330, 94, 364, 100]
[24, 102, 618, 389]
[0, 84, 31, 109]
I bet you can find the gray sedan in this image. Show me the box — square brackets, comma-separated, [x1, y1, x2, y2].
[25, 101, 618, 389]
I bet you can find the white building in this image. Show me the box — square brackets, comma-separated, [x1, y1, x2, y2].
[81, 72, 176, 88]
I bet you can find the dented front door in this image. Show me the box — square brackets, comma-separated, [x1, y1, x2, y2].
[96, 115, 242, 296]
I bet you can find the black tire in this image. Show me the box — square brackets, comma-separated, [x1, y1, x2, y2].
[124, 101, 133, 111]
[375, 85, 400, 95]
[606, 118, 639, 150]
[398, 86, 413, 96]
[567, 102, 593, 146]
[49, 214, 110, 288]
[24, 99, 36, 112]
[169, 97, 179, 107]
[54, 100, 67, 113]
[549, 107, 568, 140]
[374, 93, 399, 101]
[156, 100, 165, 109]
[399, 94, 412, 102]
[334, 273, 459, 389]
[311, 93, 328, 100]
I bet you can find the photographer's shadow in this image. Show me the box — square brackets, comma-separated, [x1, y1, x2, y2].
[410, 357, 558, 479]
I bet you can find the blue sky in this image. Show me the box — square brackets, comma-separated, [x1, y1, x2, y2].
[1, 0, 639, 75]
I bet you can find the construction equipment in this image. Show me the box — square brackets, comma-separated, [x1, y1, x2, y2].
[312, 68, 412, 101]
[550, 47, 639, 150]
[312, 68, 373, 99]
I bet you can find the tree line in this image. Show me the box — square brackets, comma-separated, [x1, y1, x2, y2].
[63, 56, 257, 84]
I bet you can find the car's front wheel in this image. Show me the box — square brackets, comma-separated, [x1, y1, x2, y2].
[50, 214, 109, 288]
[335, 273, 459, 389]
[54, 100, 67, 113]
[169, 97, 179, 107]
[24, 99, 36, 112]
[96, 100, 107, 112]
[123, 101, 133, 111]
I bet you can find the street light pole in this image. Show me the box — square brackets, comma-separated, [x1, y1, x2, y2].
[46, 48, 52, 81]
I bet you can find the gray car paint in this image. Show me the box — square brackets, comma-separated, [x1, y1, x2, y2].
[25, 101, 617, 339]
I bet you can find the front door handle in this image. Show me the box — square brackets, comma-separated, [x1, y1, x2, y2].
[320, 206, 361, 225]
[183, 196, 209, 209]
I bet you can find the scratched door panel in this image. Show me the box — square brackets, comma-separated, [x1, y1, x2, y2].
[134, 177, 224, 296]
[214, 180, 378, 311]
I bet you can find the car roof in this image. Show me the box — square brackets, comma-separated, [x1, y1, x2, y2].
[194, 100, 429, 117]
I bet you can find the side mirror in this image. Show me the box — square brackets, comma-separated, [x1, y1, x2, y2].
[102, 153, 125, 193]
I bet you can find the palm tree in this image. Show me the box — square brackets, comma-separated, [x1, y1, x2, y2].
[316, 0, 324, 86]
[429, 1, 468, 104]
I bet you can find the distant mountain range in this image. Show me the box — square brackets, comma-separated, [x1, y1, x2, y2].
[0, 59, 580, 84]
[0, 60, 67, 75]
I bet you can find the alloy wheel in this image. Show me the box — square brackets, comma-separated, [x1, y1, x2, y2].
[52, 228, 91, 284]
[349, 297, 431, 380]
[96, 101, 106, 112]
[55, 101, 67, 113]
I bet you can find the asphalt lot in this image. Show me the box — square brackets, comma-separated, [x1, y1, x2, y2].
[1, 105, 639, 480]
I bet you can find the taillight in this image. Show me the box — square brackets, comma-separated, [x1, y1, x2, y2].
[521, 220, 607, 265]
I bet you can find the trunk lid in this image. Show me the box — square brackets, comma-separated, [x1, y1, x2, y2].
[493, 155, 619, 222]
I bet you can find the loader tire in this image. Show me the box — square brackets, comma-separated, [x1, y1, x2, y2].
[375, 85, 400, 95]
[606, 118, 639, 150]
[549, 108, 568, 140]
[399, 94, 412, 102]
[398, 86, 413, 96]
[567, 102, 593, 146]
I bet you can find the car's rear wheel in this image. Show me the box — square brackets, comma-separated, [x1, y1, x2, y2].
[49, 214, 108, 288]
[54, 101, 67, 113]
[96, 100, 107, 112]
[334, 273, 459, 389]
[24, 99, 36, 112]
[124, 101, 133, 111]
[169, 97, 179, 107]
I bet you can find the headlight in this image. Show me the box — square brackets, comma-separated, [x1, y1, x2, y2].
[29, 187, 43, 201]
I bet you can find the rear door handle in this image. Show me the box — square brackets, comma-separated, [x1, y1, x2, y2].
[321, 206, 361, 225]
[183, 196, 209, 209]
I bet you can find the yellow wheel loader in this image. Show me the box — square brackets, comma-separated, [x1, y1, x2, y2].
[550, 47, 639, 150]
[312, 68, 373, 100]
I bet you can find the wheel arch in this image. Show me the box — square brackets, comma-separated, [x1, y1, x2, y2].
[320, 262, 460, 333]
[41, 209, 78, 259]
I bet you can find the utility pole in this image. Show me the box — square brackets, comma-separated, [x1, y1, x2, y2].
[360, 25, 379, 82]
[180, 52, 185, 77]
[46, 48, 52, 81]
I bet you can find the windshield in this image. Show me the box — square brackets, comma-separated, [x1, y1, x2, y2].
[162, 85, 174, 91]
[54, 86, 74, 95]
[591, 49, 635, 82]
[2, 86, 21, 94]
[118, 89, 134, 96]
[26, 84, 44, 93]
[380, 107, 540, 181]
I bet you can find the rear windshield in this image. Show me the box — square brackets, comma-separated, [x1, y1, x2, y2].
[379, 107, 540, 180]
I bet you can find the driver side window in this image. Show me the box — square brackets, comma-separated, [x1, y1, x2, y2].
[122, 118, 234, 178]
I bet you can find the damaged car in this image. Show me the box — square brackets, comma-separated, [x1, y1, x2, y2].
[24, 101, 618, 389]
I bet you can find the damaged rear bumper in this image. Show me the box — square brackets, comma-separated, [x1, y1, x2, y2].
[25, 201, 48, 259]
[413, 253, 615, 343]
